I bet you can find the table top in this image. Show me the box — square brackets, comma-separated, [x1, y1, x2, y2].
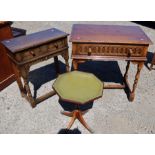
[2, 28, 68, 53]
[70, 24, 153, 45]
[53, 71, 103, 104]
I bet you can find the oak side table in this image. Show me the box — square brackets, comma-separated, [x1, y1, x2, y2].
[70, 24, 152, 101]
[2, 28, 69, 108]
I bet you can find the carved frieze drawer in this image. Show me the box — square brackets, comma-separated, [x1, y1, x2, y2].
[14, 38, 68, 62]
[73, 44, 146, 57]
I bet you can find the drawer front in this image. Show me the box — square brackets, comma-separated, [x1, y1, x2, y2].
[73, 44, 146, 57]
[14, 38, 68, 62]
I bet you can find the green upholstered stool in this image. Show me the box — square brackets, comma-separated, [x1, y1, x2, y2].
[53, 71, 103, 133]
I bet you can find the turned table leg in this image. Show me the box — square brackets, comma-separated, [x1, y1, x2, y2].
[123, 60, 132, 95]
[61, 51, 70, 72]
[21, 65, 36, 108]
[54, 56, 60, 76]
[72, 59, 78, 70]
[65, 52, 70, 72]
[11, 63, 26, 97]
[129, 62, 144, 101]
[124, 61, 130, 80]
[150, 52, 155, 70]
[72, 59, 85, 70]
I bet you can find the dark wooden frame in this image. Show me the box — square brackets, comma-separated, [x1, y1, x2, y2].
[0, 21, 26, 91]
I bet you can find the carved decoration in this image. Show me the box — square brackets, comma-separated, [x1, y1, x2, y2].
[14, 38, 67, 63]
[75, 44, 144, 57]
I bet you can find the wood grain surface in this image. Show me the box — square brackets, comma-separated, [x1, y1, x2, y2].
[70, 24, 152, 45]
[2, 28, 68, 53]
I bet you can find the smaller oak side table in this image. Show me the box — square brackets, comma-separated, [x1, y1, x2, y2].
[2, 28, 69, 108]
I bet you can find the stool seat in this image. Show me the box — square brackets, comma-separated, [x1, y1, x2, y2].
[53, 71, 103, 133]
[53, 71, 103, 104]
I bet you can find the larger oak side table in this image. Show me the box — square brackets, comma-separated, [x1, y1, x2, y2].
[70, 24, 152, 101]
[53, 71, 103, 133]
[2, 28, 69, 108]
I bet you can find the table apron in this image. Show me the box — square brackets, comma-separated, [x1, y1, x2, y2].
[8, 46, 68, 66]
[72, 55, 147, 61]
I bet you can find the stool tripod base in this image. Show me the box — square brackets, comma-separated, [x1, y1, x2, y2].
[61, 110, 94, 133]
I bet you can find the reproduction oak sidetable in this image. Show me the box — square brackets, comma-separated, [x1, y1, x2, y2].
[70, 24, 152, 101]
[2, 28, 69, 108]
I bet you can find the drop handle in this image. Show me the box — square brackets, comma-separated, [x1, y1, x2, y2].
[54, 44, 58, 49]
[30, 51, 36, 57]
[88, 48, 92, 55]
[128, 49, 133, 57]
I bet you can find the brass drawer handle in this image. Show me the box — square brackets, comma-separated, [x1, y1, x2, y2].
[88, 47, 92, 55]
[30, 51, 36, 57]
[128, 49, 133, 56]
[54, 43, 58, 49]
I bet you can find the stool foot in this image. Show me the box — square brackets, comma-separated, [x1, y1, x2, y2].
[61, 110, 93, 133]
[77, 111, 94, 133]
[61, 111, 73, 117]
[67, 113, 76, 129]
